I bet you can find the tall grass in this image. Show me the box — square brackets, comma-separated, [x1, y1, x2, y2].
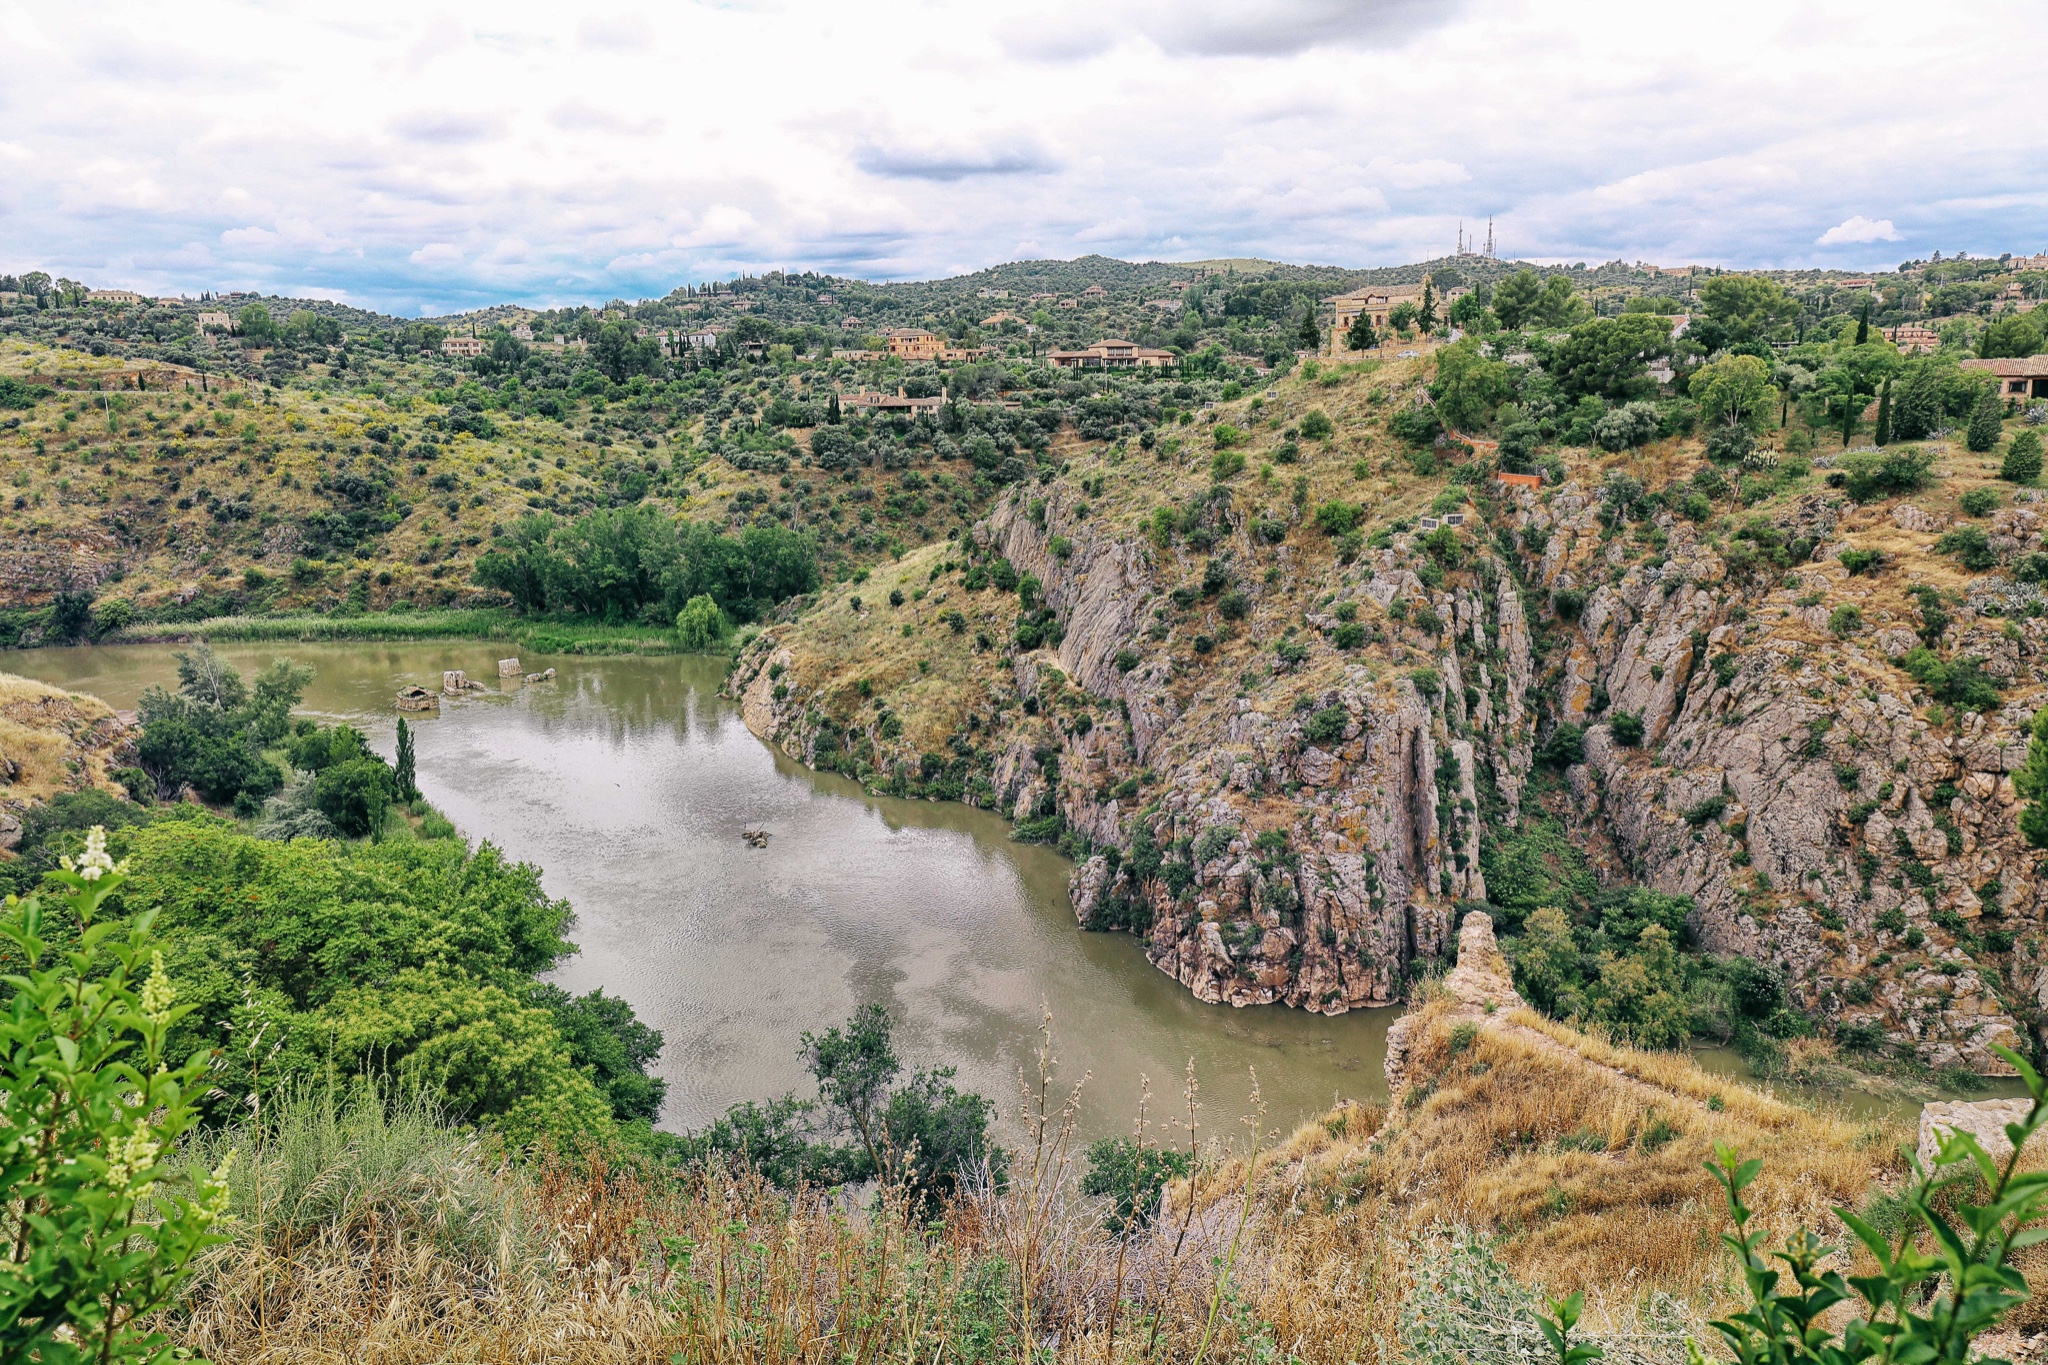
[159, 1009, 1909, 1364]
[108, 609, 693, 655]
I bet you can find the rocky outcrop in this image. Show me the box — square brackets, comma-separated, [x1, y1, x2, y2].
[1917, 1097, 2041, 1167]
[1385, 910, 1523, 1090]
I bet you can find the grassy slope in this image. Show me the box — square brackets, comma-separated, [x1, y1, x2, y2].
[0, 338, 980, 622]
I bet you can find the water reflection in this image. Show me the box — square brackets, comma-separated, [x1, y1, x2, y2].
[8, 641, 1398, 1142]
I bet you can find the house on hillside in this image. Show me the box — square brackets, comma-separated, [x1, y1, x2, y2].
[1081, 284, 1107, 298]
[884, 328, 945, 360]
[840, 316, 862, 330]
[197, 311, 233, 330]
[1323, 281, 1434, 348]
[1047, 339, 1174, 370]
[1963, 355, 2048, 398]
[1883, 324, 1941, 355]
[441, 336, 486, 358]
[85, 290, 143, 305]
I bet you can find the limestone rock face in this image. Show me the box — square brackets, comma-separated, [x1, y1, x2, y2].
[1918, 1098, 2040, 1167]
[725, 465, 2048, 1067]
[1386, 910, 1522, 1090]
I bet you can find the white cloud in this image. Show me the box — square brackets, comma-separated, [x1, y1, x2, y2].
[1818, 215, 1903, 245]
[5, 0, 2047, 309]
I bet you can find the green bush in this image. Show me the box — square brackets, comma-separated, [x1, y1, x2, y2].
[2003, 430, 2045, 484]
[1958, 486, 2002, 517]
[1935, 524, 1999, 571]
[1837, 547, 1883, 576]
[1082, 1137, 1192, 1233]
[1305, 705, 1349, 746]
[1298, 409, 1334, 440]
[1315, 500, 1363, 535]
[1838, 447, 1935, 502]
[1610, 711, 1644, 746]
[0, 834, 234, 1364]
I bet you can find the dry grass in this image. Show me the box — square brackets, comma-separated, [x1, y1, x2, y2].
[0, 672, 130, 802]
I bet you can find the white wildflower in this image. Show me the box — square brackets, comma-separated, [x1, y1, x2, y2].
[61, 826, 118, 882]
[140, 951, 175, 1024]
[105, 1124, 161, 1196]
[199, 1148, 238, 1223]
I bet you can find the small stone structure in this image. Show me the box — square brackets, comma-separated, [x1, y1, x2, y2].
[1917, 1098, 2042, 1168]
[442, 670, 487, 694]
[395, 685, 439, 712]
[523, 667, 557, 684]
[498, 657, 522, 677]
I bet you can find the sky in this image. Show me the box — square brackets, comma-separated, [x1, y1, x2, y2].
[2, 0, 2044, 317]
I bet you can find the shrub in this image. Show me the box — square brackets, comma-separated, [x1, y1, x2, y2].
[1314, 500, 1363, 535]
[1900, 646, 2001, 712]
[1081, 1137, 1191, 1233]
[1966, 383, 2004, 452]
[1593, 401, 1660, 451]
[1304, 705, 1349, 747]
[2004, 429, 2045, 484]
[1298, 409, 1334, 440]
[0, 836, 234, 1365]
[1210, 448, 1245, 481]
[1551, 587, 1587, 621]
[1827, 603, 1863, 637]
[1837, 547, 1883, 576]
[1958, 486, 2001, 517]
[1839, 446, 1936, 502]
[1610, 711, 1644, 746]
[1935, 524, 1999, 571]
[313, 757, 394, 838]
[1538, 723, 1585, 768]
[1683, 794, 1727, 825]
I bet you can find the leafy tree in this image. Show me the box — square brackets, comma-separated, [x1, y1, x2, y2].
[1299, 408, 1334, 440]
[1531, 274, 1587, 329]
[47, 589, 94, 643]
[313, 756, 393, 837]
[120, 817, 620, 1146]
[533, 984, 667, 1125]
[1547, 315, 1674, 403]
[1296, 305, 1322, 350]
[1692, 354, 1775, 430]
[1978, 313, 2044, 359]
[1492, 270, 1543, 330]
[1581, 923, 1688, 1048]
[2018, 707, 2048, 849]
[235, 302, 276, 341]
[0, 831, 235, 1365]
[1511, 905, 1582, 1017]
[674, 593, 729, 650]
[1344, 310, 1379, 350]
[1697, 274, 1797, 342]
[2002, 429, 2044, 484]
[1430, 339, 1513, 431]
[591, 321, 661, 384]
[1967, 383, 2005, 452]
[394, 717, 420, 803]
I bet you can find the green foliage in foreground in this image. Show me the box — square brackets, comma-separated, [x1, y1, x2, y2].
[109, 607, 688, 655]
[94, 814, 659, 1148]
[1, 836, 233, 1364]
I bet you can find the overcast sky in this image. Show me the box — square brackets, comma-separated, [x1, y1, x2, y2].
[3, 1, 2043, 316]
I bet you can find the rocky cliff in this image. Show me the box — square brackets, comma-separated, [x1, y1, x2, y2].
[729, 357, 2048, 1072]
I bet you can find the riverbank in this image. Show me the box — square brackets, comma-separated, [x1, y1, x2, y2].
[106, 608, 707, 656]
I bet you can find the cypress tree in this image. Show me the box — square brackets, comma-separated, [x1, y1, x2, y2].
[1966, 383, 2005, 452]
[1873, 378, 1892, 447]
[826, 392, 842, 424]
[1297, 307, 1321, 351]
[1855, 298, 1870, 346]
[394, 718, 419, 803]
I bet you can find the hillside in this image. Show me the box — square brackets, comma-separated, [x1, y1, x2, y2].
[7, 251, 2048, 1079]
[726, 329, 2048, 1079]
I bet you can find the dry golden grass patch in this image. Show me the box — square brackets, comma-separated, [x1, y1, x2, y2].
[1333, 1000, 1898, 1300]
[0, 673, 130, 802]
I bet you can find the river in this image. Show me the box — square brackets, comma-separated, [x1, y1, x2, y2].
[8, 640, 1401, 1143]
